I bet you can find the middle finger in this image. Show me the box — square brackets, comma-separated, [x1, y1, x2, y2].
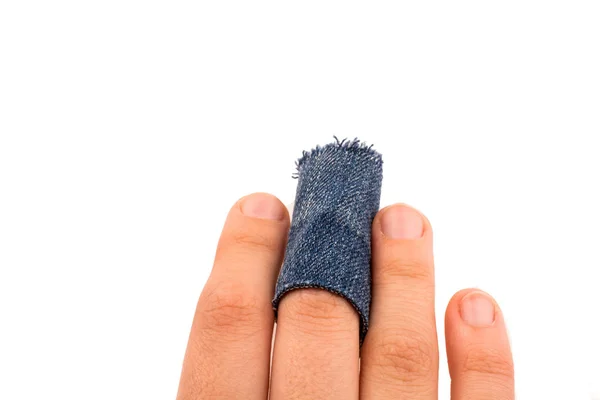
[270, 288, 360, 399]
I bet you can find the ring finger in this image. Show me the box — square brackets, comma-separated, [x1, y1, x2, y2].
[360, 204, 439, 399]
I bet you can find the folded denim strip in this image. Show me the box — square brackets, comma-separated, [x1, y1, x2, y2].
[273, 138, 383, 343]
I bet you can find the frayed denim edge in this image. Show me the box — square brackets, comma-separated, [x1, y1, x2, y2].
[292, 136, 383, 179]
[272, 284, 369, 345]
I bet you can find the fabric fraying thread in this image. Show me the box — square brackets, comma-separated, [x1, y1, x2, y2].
[292, 136, 382, 179]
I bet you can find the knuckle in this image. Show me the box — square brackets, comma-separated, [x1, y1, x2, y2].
[228, 230, 279, 253]
[280, 289, 357, 333]
[197, 283, 266, 337]
[378, 257, 432, 281]
[463, 347, 514, 378]
[369, 328, 437, 382]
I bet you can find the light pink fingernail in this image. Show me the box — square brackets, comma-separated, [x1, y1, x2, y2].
[241, 193, 285, 220]
[460, 291, 496, 327]
[380, 205, 424, 239]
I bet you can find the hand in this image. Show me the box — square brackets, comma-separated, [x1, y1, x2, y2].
[176, 193, 514, 399]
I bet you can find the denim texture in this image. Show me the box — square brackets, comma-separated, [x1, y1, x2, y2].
[273, 138, 383, 343]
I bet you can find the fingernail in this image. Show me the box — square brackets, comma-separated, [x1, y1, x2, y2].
[241, 193, 285, 220]
[460, 291, 496, 327]
[381, 205, 424, 239]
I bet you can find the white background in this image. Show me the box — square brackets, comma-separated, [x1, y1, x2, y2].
[1, 1, 599, 399]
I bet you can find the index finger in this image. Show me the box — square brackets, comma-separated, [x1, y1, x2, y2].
[177, 193, 289, 399]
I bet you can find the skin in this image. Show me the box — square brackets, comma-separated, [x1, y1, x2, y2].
[177, 193, 514, 399]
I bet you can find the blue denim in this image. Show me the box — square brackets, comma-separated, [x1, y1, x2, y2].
[273, 138, 383, 343]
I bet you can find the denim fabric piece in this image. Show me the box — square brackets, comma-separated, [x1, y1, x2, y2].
[273, 138, 383, 343]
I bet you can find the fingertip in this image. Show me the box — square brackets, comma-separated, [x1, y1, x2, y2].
[374, 203, 432, 240]
[235, 192, 290, 223]
[445, 288, 503, 328]
[215, 192, 290, 267]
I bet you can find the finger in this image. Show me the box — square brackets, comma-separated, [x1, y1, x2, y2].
[360, 204, 438, 400]
[177, 193, 289, 400]
[270, 291, 360, 399]
[445, 289, 514, 400]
